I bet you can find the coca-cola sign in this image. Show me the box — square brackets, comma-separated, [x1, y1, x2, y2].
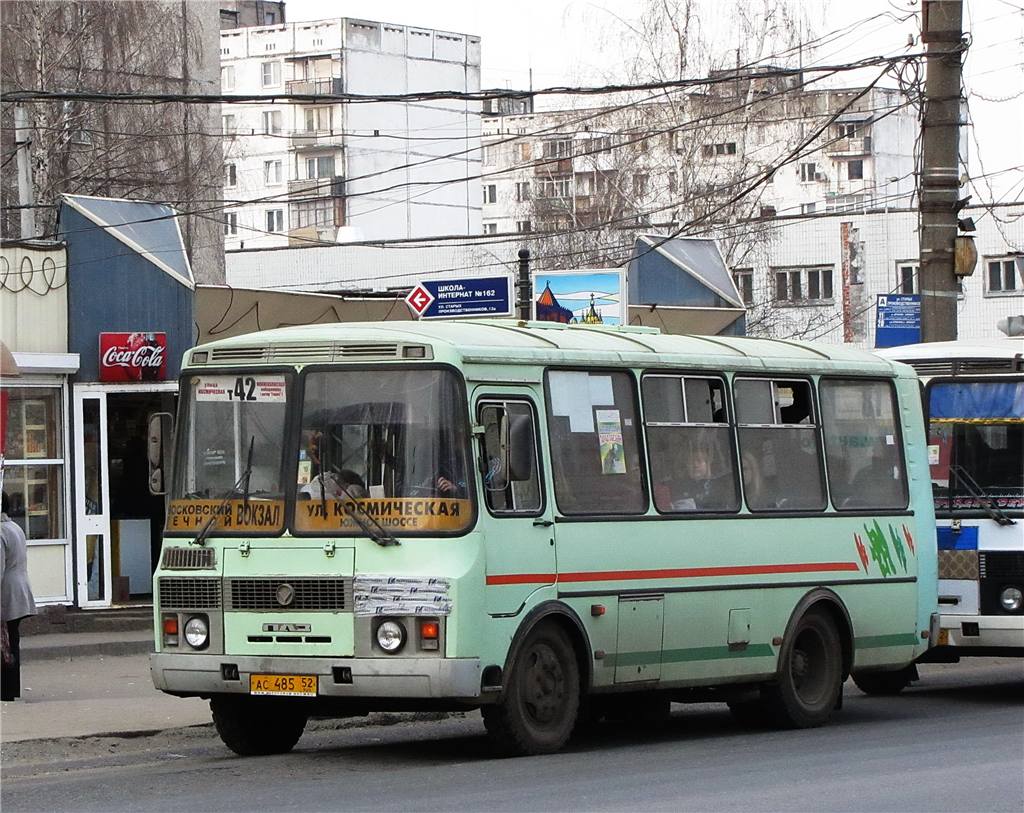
[98, 332, 167, 382]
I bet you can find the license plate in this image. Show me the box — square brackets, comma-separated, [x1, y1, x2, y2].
[249, 673, 318, 697]
[938, 629, 950, 646]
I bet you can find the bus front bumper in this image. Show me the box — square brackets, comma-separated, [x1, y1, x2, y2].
[150, 653, 482, 700]
[938, 614, 1024, 649]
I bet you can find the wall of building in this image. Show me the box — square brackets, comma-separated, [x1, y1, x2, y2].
[0, 242, 69, 354]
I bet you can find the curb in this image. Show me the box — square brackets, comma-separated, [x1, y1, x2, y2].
[22, 639, 154, 661]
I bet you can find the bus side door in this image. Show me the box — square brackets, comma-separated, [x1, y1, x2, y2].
[474, 391, 556, 615]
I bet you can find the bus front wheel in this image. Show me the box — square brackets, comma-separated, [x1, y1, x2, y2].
[211, 696, 308, 756]
[483, 621, 580, 756]
[764, 609, 843, 729]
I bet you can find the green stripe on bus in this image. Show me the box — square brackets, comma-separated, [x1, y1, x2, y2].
[605, 643, 775, 667]
[854, 633, 919, 648]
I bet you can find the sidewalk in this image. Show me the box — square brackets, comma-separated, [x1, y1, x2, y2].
[1, 647, 212, 743]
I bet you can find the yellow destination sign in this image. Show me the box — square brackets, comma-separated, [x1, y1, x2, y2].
[166, 499, 285, 532]
[294, 497, 471, 533]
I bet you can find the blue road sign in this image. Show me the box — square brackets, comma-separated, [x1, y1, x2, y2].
[875, 294, 921, 347]
[408, 276, 512, 319]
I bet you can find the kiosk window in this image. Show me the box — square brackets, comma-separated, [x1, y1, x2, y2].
[821, 379, 908, 510]
[734, 378, 826, 511]
[546, 370, 646, 514]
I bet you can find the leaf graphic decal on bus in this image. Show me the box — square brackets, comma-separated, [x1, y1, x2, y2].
[889, 525, 908, 573]
[902, 524, 915, 555]
[864, 520, 896, 577]
[854, 533, 869, 573]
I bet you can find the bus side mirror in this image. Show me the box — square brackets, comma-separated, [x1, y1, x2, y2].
[507, 412, 534, 482]
[148, 412, 174, 496]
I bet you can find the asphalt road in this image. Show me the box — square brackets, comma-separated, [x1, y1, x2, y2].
[2, 660, 1022, 813]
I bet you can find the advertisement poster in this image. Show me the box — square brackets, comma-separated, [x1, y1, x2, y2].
[596, 409, 626, 474]
[532, 269, 626, 326]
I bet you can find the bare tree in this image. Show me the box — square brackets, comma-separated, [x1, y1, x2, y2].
[1, 0, 224, 282]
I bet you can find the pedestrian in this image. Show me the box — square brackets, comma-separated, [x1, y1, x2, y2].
[2, 490, 37, 702]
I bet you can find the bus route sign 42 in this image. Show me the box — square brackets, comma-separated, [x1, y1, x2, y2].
[405, 276, 512, 319]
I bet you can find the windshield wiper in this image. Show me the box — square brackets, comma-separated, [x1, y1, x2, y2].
[335, 482, 399, 547]
[193, 436, 256, 546]
[950, 464, 1016, 527]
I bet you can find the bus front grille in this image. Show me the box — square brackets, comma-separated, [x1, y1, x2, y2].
[161, 547, 217, 570]
[979, 552, 1024, 579]
[226, 578, 353, 611]
[159, 578, 222, 609]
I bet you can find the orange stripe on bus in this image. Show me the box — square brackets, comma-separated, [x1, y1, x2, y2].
[485, 562, 861, 586]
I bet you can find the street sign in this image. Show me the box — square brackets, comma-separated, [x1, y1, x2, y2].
[875, 294, 921, 348]
[405, 276, 512, 319]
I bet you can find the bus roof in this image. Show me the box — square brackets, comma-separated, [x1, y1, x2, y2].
[876, 338, 1024, 377]
[192, 320, 908, 376]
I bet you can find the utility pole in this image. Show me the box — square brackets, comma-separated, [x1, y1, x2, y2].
[517, 248, 532, 321]
[14, 105, 35, 238]
[919, 0, 964, 342]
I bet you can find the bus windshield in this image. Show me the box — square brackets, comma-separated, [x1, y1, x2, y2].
[167, 372, 290, 534]
[294, 368, 473, 535]
[928, 380, 1024, 514]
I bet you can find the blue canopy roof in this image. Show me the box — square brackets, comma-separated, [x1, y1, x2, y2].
[60, 195, 194, 289]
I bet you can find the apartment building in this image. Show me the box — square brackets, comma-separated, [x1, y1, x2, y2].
[220, 17, 482, 249]
[480, 73, 918, 252]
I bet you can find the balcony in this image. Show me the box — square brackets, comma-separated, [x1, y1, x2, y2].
[289, 129, 342, 150]
[285, 77, 343, 97]
[288, 176, 345, 199]
[826, 135, 872, 156]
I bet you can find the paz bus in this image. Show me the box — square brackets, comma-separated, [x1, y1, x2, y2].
[149, 320, 938, 756]
[877, 338, 1023, 663]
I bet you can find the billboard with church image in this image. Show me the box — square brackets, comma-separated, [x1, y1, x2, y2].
[531, 269, 626, 326]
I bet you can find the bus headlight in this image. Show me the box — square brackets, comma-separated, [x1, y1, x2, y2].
[999, 587, 1023, 612]
[376, 620, 406, 653]
[184, 615, 210, 649]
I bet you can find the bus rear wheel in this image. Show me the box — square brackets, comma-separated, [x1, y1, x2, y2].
[211, 696, 308, 756]
[483, 622, 580, 756]
[764, 609, 843, 729]
[852, 665, 917, 696]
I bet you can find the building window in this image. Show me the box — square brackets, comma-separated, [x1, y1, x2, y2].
[702, 141, 737, 157]
[836, 122, 858, 139]
[291, 199, 336, 229]
[266, 209, 284, 233]
[667, 171, 678, 196]
[732, 268, 753, 305]
[986, 256, 1022, 295]
[2, 387, 67, 543]
[800, 162, 817, 183]
[542, 139, 573, 159]
[774, 266, 833, 304]
[825, 194, 866, 214]
[800, 202, 817, 215]
[262, 110, 282, 135]
[897, 261, 918, 294]
[482, 145, 497, 167]
[483, 184, 498, 204]
[263, 160, 282, 185]
[261, 61, 281, 87]
[221, 66, 235, 91]
[265, 10, 276, 24]
[632, 173, 649, 197]
[224, 163, 237, 187]
[304, 107, 331, 132]
[517, 142, 531, 162]
[847, 160, 864, 181]
[224, 211, 238, 236]
[482, 223, 498, 235]
[515, 181, 531, 202]
[538, 177, 571, 198]
[516, 220, 532, 233]
[305, 155, 335, 179]
[222, 114, 237, 137]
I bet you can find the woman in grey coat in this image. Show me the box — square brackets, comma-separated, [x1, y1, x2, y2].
[2, 490, 37, 701]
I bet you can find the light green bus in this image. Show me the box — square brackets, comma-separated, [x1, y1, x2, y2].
[149, 320, 938, 756]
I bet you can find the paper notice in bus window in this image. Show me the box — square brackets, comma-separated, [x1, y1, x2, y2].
[194, 375, 287, 403]
[548, 371, 594, 432]
[294, 498, 472, 533]
[596, 409, 626, 474]
[166, 499, 285, 532]
[928, 444, 940, 466]
[587, 375, 614, 406]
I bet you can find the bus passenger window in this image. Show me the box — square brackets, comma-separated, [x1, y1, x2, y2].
[546, 370, 646, 515]
[642, 375, 739, 513]
[821, 379, 908, 511]
[478, 401, 542, 514]
[735, 378, 826, 512]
